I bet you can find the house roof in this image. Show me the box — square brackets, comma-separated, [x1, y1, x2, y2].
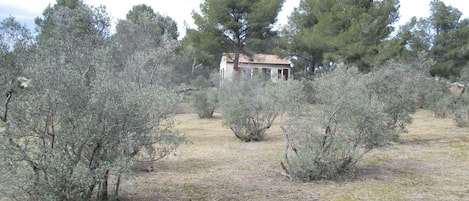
[223, 53, 290, 65]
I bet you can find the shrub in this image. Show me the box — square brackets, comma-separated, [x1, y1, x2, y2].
[192, 89, 218, 118]
[424, 89, 454, 118]
[361, 63, 417, 134]
[418, 78, 454, 118]
[282, 64, 417, 181]
[452, 69, 469, 127]
[453, 109, 469, 127]
[219, 76, 304, 142]
[0, 13, 185, 200]
[191, 75, 214, 89]
[452, 89, 469, 127]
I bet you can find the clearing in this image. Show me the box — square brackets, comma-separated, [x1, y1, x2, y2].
[120, 110, 469, 201]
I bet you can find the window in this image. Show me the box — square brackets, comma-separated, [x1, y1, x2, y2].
[242, 68, 251, 77]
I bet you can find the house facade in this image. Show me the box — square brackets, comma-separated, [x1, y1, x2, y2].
[220, 53, 291, 82]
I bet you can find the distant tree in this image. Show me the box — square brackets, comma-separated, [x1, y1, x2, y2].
[282, 62, 417, 181]
[452, 68, 469, 127]
[187, 0, 285, 69]
[392, 17, 434, 61]
[428, 0, 469, 78]
[125, 4, 178, 40]
[284, 0, 399, 73]
[35, 0, 110, 41]
[430, 0, 462, 35]
[114, 4, 178, 53]
[183, 20, 223, 71]
[397, 0, 469, 79]
[422, 80, 454, 118]
[112, 4, 191, 87]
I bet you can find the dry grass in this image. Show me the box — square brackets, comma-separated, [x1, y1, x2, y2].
[119, 110, 469, 201]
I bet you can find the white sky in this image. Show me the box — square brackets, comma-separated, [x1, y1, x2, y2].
[0, 0, 468, 38]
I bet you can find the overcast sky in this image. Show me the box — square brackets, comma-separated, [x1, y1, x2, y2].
[1, 0, 468, 38]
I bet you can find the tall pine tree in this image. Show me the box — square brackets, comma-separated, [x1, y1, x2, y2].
[186, 0, 285, 69]
[284, 0, 399, 73]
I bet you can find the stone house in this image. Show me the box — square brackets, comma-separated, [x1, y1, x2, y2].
[219, 53, 291, 82]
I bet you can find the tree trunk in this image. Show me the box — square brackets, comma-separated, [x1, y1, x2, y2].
[98, 169, 110, 200]
[233, 50, 241, 73]
[1, 91, 12, 122]
[115, 174, 121, 198]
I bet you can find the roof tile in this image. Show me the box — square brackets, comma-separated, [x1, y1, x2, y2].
[223, 53, 290, 65]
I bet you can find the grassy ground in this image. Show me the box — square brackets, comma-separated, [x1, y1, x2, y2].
[119, 110, 469, 201]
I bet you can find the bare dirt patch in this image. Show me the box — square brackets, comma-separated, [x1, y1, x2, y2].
[119, 110, 469, 201]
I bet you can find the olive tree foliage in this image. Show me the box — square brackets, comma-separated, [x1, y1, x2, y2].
[420, 67, 469, 127]
[113, 4, 178, 55]
[192, 89, 218, 118]
[281, 63, 418, 181]
[35, 0, 111, 42]
[112, 4, 192, 87]
[421, 74, 469, 126]
[219, 76, 305, 142]
[118, 39, 184, 88]
[0, 16, 34, 199]
[408, 51, 469, 121]
[191, 75, 218, 118]
[0, 17, 33, 122]
[0, 3, 183, 201]
[451, 68, 469, 127]
[421, 79, 454, 118]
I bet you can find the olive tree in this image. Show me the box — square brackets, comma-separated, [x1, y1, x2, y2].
[190, 75, 218, 118]
[113, 5, 192, 88]
[453, 91, 469, 127]
[422, 79, 455, 118]
[219, 76, 304, 142]
[0, 3, 183, 200]
[192, 91, 218, 118]
[0, 17, 33, 123]
[281, 63, 417, 181]
[0, 16, 34, 200]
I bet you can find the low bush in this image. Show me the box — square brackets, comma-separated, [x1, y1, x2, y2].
[420, 79, 454, 118]
[219, 76, 304, 142]
[452, 69, 469, 127]
[192, 89, 218, 118]
[453, 91, 469, 127]
[282, 64, 418, 181]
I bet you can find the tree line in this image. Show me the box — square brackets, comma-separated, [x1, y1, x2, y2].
[187, 0, 469, 81]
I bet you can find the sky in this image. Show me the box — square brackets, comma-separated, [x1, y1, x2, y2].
[1, 0, 468, 38]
